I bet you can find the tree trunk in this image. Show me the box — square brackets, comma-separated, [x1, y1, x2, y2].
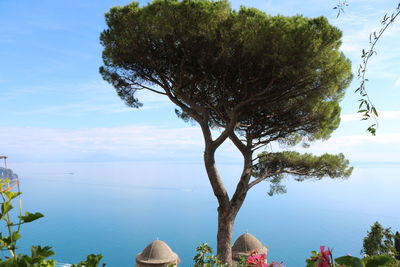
[217, 206, 236, 265]
[201, 126, 251, 266]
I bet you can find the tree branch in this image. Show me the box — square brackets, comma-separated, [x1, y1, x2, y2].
[355, 2, 400, 135]
[248, 170, 276, 190]
[229, 138, 253, 209]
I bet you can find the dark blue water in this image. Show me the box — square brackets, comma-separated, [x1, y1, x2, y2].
[9, 161, 400, 266]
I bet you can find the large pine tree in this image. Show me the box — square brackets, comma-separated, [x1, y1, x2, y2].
[100, 0, 353, 263]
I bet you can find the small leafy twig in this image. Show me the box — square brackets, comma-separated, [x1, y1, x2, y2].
[333, 0, 348, 18]
[356, 2, 400, 135]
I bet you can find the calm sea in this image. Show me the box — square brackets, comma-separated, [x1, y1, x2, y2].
[9, 161, 400, 266]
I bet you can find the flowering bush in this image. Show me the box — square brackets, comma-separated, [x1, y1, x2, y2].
[192, 243, 399, 267]
[245, 250, 285, 267]
[192, 245, 285, 267]
[306, 246, 334, 267]
[306, 246, 399, 267]
[246, 251, 267, 267]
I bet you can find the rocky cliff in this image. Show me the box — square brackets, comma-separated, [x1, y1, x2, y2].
[0, 167, 18, 180]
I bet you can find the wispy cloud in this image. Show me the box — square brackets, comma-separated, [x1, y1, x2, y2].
[0, 125, 205, 162]
[394, 77, 400, 88]
[341, 113, 363, 122]
[31, 102, 133, 115]
[2, 80, 173, 116]
[341, 110, 400, 122]
[1, 123, 399, 164]
[294, 132, 400, 163]
[47, 81, 172, 114]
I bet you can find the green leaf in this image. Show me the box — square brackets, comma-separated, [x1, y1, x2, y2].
[254, 151, 353, 185]
[367, 125, 377, 136]
[36, 259, 57, 267]
[305, 251, 319, 267]
[20, 212, 44, 223]
[371, 107, 378, 117]
[4, 191, 21, 201]
[1, 202, 13, 217]
[11, 231, 21, 243]
[71, 254, 103, 267]
[31, 245, 55, 260]
[335, 255, 364, 267]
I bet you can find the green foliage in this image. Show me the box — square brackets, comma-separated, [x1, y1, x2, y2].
[306, 248, 334, 267]
[0, 249, 56, 267]
[306, 250, 321, 267]
[100, 0, 353, 196]
[0, 177, 103, 267]
[19, 212, 44, 224]
[362, 254, 398, 267]
[100, 1, 353, 261]
[192, 243, 286, 267]
[0, 178, 54, 267]
[253, 151, 353, 196]
[354, 2, 400, 135]
[100, 0, 352, 143]
[193, 243, 227, 267]
[236, 255, 247, 267]
[307, 249, 399, 267]
[362, 221, 395, 256]
[335, 255, 364, 267]
[395, 232, 400, 260]
[0, 179, 44, 257]
[30, 246, 55, 261]
[71, 254, 103, 267]
[304, 223, 400, 266]
[334, 254, 398, 267]
[333, 1, 348, 18]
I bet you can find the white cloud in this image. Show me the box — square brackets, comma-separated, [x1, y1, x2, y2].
[32, 102, 133, 114]
[341, 110, 400, 122]
[341, 113, 363, 122]
[0, 124, 241, 163]
[1, 123, 399, 164]
[394, 77, 400, 88]
[3, 80, 173, 116]
[379, 110, 400, 119]
[291, 132, 400, 163]
[0, 125, 205, 162]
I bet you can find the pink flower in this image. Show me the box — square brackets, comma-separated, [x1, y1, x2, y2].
[246, 251, 267, 267]
[316, 246, 332, 267]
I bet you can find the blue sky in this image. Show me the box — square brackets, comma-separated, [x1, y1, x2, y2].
[0, 0, 400, 163]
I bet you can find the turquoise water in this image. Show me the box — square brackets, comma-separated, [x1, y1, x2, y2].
[9, 161, 400, 266]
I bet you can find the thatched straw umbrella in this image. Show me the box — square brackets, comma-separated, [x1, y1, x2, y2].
[232, 233, 268, 262]
[136, 240, 179, 267]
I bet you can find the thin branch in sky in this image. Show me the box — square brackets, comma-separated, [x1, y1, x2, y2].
[356, 2, 400, 135]
[333, 0, 348, 18]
